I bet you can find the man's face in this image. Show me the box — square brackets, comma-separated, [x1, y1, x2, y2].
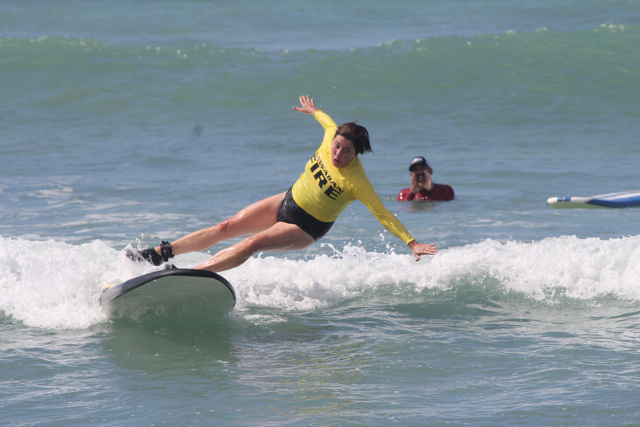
[411, 164, 431, 184]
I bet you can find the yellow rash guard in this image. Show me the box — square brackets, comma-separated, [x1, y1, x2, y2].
[291, 110, 415, 245]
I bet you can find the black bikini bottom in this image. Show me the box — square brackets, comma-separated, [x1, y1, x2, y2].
[277, 187, 334, 241]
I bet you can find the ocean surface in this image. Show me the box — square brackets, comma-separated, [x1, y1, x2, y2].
[2, 0, 640, 425]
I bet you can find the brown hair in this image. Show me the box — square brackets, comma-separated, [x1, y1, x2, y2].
[335, 122, 372, 155]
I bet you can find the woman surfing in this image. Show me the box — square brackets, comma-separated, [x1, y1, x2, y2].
[128, 95, 437, 272]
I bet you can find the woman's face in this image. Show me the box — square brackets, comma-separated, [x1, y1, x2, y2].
[331, 135, 357, 168]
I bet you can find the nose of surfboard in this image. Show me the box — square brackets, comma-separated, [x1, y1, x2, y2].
[100, 269, 236, 319]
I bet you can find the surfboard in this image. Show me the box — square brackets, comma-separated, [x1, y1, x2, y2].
[547, 190, 640, 209]
[101, 269, 236, 319]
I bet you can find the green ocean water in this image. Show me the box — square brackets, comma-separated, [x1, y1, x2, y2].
[1, 1, 640, 425]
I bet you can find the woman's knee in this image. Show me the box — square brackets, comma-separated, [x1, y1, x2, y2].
[240, 235, 263, 256]
[214, 219, 231, 236]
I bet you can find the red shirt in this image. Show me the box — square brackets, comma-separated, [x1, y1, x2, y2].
[397, 183, 455, 201]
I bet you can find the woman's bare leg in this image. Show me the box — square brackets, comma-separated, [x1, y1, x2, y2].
[155, 192, 286, 256]
[194, 222, 315, 272]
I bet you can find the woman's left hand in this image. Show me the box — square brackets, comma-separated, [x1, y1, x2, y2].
[408, 240, 437, 261]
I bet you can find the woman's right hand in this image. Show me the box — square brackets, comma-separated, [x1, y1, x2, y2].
[293, 95, 318, 115]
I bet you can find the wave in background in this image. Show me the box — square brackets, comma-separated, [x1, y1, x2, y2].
[2, 0, 639, 51]
[1, 24, 637, 119]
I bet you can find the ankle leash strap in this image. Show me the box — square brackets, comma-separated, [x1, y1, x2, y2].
[160, 241, 175, 261]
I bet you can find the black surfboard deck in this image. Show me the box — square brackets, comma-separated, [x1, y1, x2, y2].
[100, 269, 236, 319]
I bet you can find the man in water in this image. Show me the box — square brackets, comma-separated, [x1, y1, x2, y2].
[397, 156, 454, 202]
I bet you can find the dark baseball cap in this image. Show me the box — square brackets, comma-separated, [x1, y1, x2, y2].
[409, 156, 432, 172]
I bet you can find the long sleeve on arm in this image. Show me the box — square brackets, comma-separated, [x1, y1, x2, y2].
[350, 172, 415, 245]
[314, 110, 338, 152]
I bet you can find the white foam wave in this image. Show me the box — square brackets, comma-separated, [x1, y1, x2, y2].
[435, 236, 640, 301]
[0, 237, 160, 329]
[224, 235, 640, 311]
[1, 235, 639, 329]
